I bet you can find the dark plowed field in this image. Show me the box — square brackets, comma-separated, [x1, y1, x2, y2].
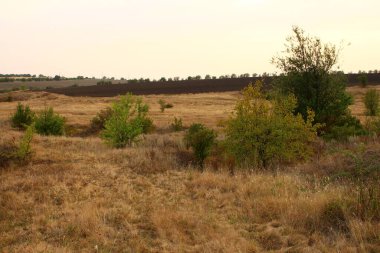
[49, 74, 380, 97]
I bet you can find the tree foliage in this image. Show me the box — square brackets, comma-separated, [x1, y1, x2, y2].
[225, 81, 318, 169]
[272, 26, 357, 136]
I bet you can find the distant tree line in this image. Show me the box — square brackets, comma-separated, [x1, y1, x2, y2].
[1, 69, 379, 84]
[0, 74, 93, 83]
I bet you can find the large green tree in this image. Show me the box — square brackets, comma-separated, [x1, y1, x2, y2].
[272, 26, 361, 137]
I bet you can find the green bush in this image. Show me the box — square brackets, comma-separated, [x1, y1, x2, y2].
[364, 89, 379, 116]
[225, 81, 318, 169]
[171, 117, 183, 131]
[102, 93, 152, 148]
[184, 123, 216, 169]
[35, 107, 65, 136]
[324, 114, 367, 141]
[16, 123, 35, 161]
[11, 103, 34, 129]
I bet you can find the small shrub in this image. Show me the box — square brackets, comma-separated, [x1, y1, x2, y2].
[171, 117, 183, 131]
[0, 124, 35, 167]
[6, 95, 12, 102]
[324, 114, 367, 141]
[11, 103, 34, 129]
[102, 93, 152, 148]
[0, 140, 17, 169]
[16, 123, 35, 161]
[225, 81, 319, 169]
[365, 116, 380, 136]
[90, 107, 113, 133]
[184, 123, 216, 169]
[320, 200, 349, 233]
[35, 107, 65, 136]
[158, 99, 173, 112]
[364, 89, 379, 116]
[355, 182, 380, 221]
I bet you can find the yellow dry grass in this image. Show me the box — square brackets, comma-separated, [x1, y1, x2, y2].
[0, 86, 379, 252]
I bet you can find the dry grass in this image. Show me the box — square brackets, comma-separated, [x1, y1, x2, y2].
[0, 86, 379, 252]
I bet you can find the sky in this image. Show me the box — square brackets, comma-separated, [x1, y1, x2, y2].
[1, 0, 379, 79]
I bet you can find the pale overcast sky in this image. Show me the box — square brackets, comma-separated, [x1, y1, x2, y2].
[1, 0, 379, 79]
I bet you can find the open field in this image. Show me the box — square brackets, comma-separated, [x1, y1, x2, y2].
[1, 86, 380, 252]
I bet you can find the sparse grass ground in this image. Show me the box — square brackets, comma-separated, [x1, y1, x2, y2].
[0, 86, 379, 252]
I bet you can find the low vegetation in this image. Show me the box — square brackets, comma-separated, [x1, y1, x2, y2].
[365, 89, 379, 116]
[225, 81, 318, 169]
[158, 99, 173, 112]
[184, 123, 216, 169]
[90, 107, 113, 133]
[11, 103, 34, 129]
[0, 124, 35, 167]
[34, 107, 65, 136]
[171, 117, 183, 131]
[101, 93, 152, 148]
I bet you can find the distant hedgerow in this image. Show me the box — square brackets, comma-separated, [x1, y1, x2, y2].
[35, 107, 65, 136]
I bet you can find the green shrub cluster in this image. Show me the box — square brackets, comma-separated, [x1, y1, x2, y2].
[364, 89, 379, 116]
[323, 114, 367, 141]
[11, 104, 65, 136]
[184, 123, 216, 169]
[225, 81, 318, 169]
[11, 103, 34, 129]
[101, 94, 152, 148]
[34, 107, 65, 136]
